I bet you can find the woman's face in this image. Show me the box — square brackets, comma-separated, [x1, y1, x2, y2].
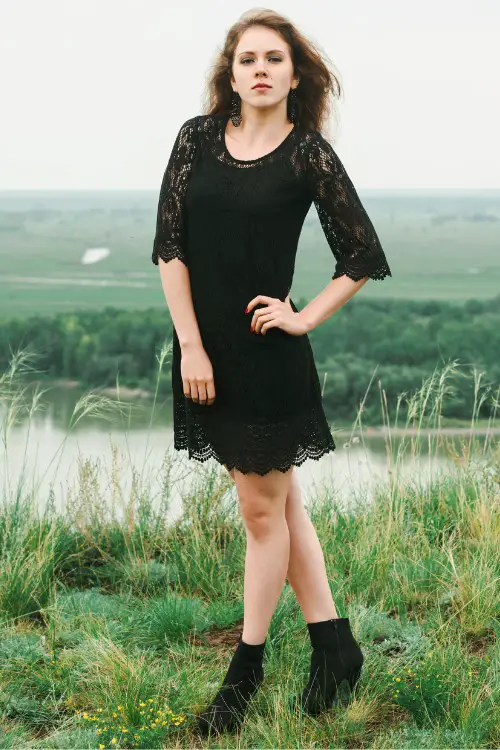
[230, 25, 299, 117]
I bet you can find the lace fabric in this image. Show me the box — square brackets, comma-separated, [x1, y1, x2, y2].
[304, 131, 392, 281]
[152, 119, 197, 267]
[152, 113, 392, 475]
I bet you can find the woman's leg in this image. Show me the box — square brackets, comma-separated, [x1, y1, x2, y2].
[196, 465, 293, 736]
[225, 465, 337, 622]
[283, 468, 338, 622]
[220, 466, 361, 722]
[232, 465, 294, 644]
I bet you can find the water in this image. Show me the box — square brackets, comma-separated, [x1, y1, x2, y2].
[1, 386, 472, 525]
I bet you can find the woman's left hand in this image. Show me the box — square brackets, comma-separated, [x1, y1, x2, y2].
[245, 294, 309, 336]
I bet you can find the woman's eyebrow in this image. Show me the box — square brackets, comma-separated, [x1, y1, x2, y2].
[237, 49, 286, 56]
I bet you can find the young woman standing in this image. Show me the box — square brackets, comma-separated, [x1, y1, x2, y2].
[152, 8, 392, 737]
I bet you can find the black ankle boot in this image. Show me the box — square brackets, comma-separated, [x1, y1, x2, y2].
[290, 617, 364, 716]
[196, 634, 266, 737]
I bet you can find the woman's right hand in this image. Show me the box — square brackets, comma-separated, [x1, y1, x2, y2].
[180, 344, 216, 406]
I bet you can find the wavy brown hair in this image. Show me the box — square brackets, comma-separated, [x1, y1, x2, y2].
[202, 8, 343, 137]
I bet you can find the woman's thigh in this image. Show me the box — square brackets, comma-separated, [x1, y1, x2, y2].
[232, 466, 294, 518]
[224, 464, 295, 484]
[223, 464, 236, 481]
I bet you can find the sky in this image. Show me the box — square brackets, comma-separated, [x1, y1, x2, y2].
[1, 0, 499, 190]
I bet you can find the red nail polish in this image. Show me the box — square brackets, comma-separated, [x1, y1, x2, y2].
[245, 306, 249, 314]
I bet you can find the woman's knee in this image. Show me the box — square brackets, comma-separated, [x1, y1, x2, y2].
[284, 469, 305, 523]
[233, 466, 293, 528]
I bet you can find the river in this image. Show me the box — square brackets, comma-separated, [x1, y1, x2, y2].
[1, 385, 492, 525]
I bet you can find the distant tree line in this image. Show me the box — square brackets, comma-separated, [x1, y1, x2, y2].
[1, 296, 499, 424]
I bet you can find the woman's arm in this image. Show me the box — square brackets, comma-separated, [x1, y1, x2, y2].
[298, 275, 368, 333]
[297, 131, 392, 332]
[158, 257, 203, 350]
[306, 130, 392, 283]
[153, 117, 215, 404]
[153, 117, 203, 350]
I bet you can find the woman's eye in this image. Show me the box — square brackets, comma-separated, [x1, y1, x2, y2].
[241, 57, 282, 64]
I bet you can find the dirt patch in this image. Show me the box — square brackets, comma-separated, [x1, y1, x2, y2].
[192, 625, 244, 649]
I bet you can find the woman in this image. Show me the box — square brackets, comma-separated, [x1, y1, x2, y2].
[152, 7, 391, 737]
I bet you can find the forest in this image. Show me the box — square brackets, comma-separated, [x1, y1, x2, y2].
[1, 295, 499, 424]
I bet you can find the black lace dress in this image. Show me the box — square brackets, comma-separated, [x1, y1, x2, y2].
[152, 113, 391, 476]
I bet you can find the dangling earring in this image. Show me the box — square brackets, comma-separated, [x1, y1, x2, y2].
[288, 87, 298, 125]
[230, 91, 242, 127]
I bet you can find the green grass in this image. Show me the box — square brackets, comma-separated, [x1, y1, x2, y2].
[0, 352, 499, 748]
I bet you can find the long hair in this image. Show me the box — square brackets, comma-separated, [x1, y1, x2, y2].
[202, 8, 343, 138]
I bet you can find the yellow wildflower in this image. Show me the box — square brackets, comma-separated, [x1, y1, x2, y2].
[117, 705, 123, 710]
[99, 745, 105, 749]
[395, 677, 401, 682]
[111, 739, 117, 746]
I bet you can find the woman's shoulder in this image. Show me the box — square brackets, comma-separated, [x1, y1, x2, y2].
[177, 113, 224, 137]
[296, 127, 333, 153]
[294, 128, 339, 175]
[171, 114, 223, 153]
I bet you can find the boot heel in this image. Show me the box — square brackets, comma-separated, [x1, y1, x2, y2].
[336, 665, 362, 706]
[348, 664, 362, 695]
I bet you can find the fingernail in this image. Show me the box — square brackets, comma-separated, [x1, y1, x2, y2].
[244, 306, 249, 314]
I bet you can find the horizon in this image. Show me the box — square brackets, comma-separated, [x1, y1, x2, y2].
[2, 188, 500, 196]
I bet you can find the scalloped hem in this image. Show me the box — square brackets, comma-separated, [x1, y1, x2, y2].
[332, 266, 392, 282]
[173, 438, 336, 476]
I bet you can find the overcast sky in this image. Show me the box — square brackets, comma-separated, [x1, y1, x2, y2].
[1, 0, 499, 190]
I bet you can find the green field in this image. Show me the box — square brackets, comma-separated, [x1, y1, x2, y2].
[1, 189, 499, 319]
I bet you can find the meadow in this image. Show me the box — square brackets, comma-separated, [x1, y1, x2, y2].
[1, 189, 500, 319]
[0, 353, 499, 749]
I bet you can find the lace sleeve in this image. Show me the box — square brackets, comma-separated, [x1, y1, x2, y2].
[307, 131, 392, 281]
[152, 117, 199, 266]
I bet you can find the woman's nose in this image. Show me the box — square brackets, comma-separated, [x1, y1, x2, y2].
[254, 59, 269, 75]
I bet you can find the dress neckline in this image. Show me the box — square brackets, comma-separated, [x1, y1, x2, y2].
[221, 113, 296, 164]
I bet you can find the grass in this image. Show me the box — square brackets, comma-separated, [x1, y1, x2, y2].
[0, 351, 499, 748]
